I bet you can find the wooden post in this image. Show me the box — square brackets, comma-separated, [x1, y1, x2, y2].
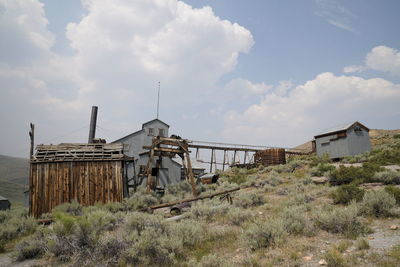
[210, 149, 214, 173]
[222, 150, 227, 171]
[244, 151, 248, 164]
[196, 148, 199, 159]
[146, 148, 155, 192]
[233, 150, 237, 165]
[184, 150, 197, 197]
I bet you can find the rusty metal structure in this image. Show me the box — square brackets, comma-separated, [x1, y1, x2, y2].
[29, 143, 133, 218]
[254, 148, 286, 166]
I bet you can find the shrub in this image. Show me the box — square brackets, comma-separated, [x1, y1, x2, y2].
[323, 249, 346, 267]
[53, 201, 82, 216]
[165, 181, 192, 195]
[0, 216, 37, 241]
[310, 154, 331, 167]
[370, 145, 400, 165]
[14, 237, 45, 261]
[125, 189, 159, 210]
[385, 185, 400, 204]
[124, 229, 183, 267]
[191, 254, 230, 267]
[234, 191, 265, 208]
[190, 202, 229, 222]
[394, 134, 400, 139]
[53, 212, 76, 237]
[373, 171, 400, 184]
[329, 163, 382, 185]
[95, 233, 127, 264]
[242, 218, 286, 250]
[331, 184, 365, 204]
[282, 206, 315, 236]
[171, 220, 206, 247]
[125, 212, 168, 235]
[356, 238, 370, 250]
[310, 163, 336, 177]
[102, 201, 125, 213]
[313, 203, 365, 237]
[225, 207, 253, 226]
[358, 189, 397, 217]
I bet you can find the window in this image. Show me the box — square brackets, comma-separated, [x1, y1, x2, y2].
[148, 128, 154, 136]
[159, 128, 165, 137]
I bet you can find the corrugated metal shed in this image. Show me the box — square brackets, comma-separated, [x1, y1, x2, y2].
[314, 121, 371, 159]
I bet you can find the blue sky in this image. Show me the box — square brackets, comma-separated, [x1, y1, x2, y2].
[1, 0, 399, 157]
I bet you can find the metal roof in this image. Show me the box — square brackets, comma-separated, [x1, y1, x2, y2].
[314, 121, 369, 138]
[113, 118, 169, 143]
[0, 195, 9, 201]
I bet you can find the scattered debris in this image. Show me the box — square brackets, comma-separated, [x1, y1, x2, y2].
[198, 173, 219, 184]
[139, 187, 241, 212]
[318, 259, 327, 265]
[390, 225, 398, 230]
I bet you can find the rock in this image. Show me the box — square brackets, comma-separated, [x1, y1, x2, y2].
[368, 236, 374, 240]
[390, 225, 398, 230]
[303, 256, 313, 261]
[319, 259, 327, 265]
[258, 211, 263, 215]
[311, 176, 329, 184]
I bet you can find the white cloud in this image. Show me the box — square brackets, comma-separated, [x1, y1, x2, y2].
[343, 45, 400, 76]
[0, 0, 254, 156]
[223, 72, 400, 147]
[366, 46, 400, 76]
[343, 65, 366, 73]
[314, 0, 358, 34]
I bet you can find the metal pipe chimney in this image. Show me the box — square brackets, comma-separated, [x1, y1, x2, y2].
[88, 106, 98, 143]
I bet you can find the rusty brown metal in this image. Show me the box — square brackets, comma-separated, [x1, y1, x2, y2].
[254, 148, 286, 166]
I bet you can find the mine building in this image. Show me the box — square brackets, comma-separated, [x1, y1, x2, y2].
[314, 121, 371, 159]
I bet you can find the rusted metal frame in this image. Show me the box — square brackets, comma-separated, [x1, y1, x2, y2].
[139, 187, 240, 211]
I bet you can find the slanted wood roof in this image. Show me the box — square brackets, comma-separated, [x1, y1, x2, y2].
[32, 143, 124, 163]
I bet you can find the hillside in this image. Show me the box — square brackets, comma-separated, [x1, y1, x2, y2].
[0, 130, 399, 266]
[0, 155, 29, 204]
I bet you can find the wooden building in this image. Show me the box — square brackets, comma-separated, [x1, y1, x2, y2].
[0, 195, 11, 210]
[29, 143, 129, 218]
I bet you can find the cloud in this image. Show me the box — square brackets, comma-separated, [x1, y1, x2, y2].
[0, 0, 254, 156]
[314, 0, 358, 34]
[366, 46, 400, 76]
[223, 72, 400, 147]
[343, 45, 400, 76]
[343, 65, 366, 73]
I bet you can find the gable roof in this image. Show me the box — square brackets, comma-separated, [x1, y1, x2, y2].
[314, 121, 369, 139]
[0, 195, 9, 201]
[142, 119, 169, 128]
[113, 118, 169, 143]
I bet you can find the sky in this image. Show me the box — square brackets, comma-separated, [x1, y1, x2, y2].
[0, 0, 399, 158]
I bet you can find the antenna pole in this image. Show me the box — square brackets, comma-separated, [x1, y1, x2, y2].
[157, 81, 160, 119]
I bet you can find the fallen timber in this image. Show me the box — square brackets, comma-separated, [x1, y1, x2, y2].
[139, 187, 241, 212]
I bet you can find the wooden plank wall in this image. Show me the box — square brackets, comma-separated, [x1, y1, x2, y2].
[29, 161, 123, 218]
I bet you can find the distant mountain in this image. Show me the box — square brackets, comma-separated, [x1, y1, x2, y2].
[0, 155, 29, 205]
